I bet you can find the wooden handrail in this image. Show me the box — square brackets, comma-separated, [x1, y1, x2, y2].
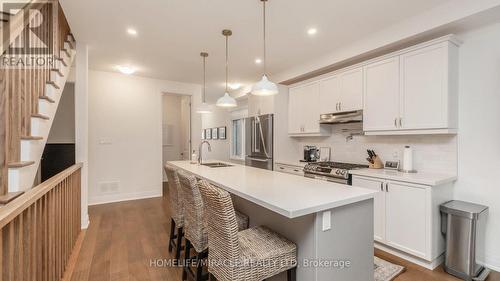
[0, 162, 82, 228]
[0, 163, 82, 280]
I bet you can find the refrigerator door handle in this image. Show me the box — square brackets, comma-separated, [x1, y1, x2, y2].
[246, 156, 270, 162]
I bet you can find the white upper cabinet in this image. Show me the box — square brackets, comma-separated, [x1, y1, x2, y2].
[400, 42, 456, 130]
[364, 38, 459, 135]
[319, 75, 340, 114]
[319, 66, 363, 114]
[248, 94, 275, 117]
[288, 82, 330, 136]
[339, 67, 363, 112]
[363, 57, 401, 131]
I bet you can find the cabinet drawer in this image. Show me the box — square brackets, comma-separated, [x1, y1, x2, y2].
[275, 164, 304, 176]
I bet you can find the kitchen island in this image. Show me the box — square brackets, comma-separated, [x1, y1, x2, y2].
[168, 160, 377, 281]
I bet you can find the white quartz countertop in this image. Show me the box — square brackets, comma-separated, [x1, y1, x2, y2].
[349, 168, 457, 186]
[168, 161, 376, 219]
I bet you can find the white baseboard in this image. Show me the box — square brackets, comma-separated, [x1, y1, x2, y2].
[81, 215, 90, 229]
[88, 189, 162, 206]
[375, 242, 443, 270]
[479, 252, 500, 272]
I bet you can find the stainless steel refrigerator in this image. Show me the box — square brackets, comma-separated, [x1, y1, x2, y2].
[245, 114, 273, 170]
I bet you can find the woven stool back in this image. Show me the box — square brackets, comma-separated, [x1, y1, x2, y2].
[177, 170, 208, 252]
[198, 180, 240, 280]
[164, 165, 184, 226]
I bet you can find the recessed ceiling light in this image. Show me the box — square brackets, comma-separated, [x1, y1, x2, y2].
[116, 65, 136, 75]
[255, 58, 262, 64]
[127, 28, 138, 36]
[307, 28, 317, 35]
[229, 83, 241, 90]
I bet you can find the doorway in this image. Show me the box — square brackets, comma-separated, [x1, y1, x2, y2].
[162, 93, 191, 182]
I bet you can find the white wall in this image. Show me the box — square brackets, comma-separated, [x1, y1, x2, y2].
[200, 107, 232, 162]
[87, 70, 201, 205]
[48, 82, 75, 143]
[454, 22, 500, 270]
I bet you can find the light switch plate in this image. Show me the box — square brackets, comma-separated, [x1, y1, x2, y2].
[322, 211, 331, 231]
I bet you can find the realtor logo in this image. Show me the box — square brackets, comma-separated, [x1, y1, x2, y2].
[1, 1, 56, 69]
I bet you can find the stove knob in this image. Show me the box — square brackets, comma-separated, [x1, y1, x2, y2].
[335, 170, 340, 175]
[341, 170, 346, 175]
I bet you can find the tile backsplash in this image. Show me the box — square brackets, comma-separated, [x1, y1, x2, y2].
[291, 123, 457, 175]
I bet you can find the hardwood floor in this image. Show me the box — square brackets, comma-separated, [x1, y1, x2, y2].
[70, 185, 499, 281]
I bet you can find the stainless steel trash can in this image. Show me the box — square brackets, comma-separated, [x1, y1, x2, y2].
[440, 200, 488, 281]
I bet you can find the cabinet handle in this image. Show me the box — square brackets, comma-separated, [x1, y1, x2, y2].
[380, 182, 383, 192]
[385, 183, 389, 192]
[399, 118, 403, 128]
[279, 167, 284, 170]
[293, 169, 299, 172]
[339, 102, 342, 111]
[335, 103, 338, 111]
[394, 118, 397, 128]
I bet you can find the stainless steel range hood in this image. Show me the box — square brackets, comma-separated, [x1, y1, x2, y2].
[319, 110, 363, 124]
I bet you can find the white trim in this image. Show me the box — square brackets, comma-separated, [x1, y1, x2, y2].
[81, 215, 90, 229]
[88, 189, 162, 206]
[230, 118, 246, 160]
[375, 241, 443, 270]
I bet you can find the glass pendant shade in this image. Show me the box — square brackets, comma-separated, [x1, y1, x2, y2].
[251, 74, 278, 96]
[196, 102, 212, 114]
[216, 92, 237, 107]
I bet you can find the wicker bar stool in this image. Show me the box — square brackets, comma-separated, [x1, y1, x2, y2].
[164, 165, 185, 262]
[198, 180, 297, 281]
[177, 170, 249, 281]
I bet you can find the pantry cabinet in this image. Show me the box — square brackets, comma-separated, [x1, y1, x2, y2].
[363, 39, 459, 135]
[248, 94, 275, 117]
[288, 82, 330, 136]
[352, 174, 453, 267]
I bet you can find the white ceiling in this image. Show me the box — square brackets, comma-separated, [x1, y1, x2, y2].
[60, 0, 449, 102]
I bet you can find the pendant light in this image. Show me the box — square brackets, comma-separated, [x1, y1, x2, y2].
[216, 29, 238, 108]
[251, 0, 278, 96]
[196, 52, 212, 114]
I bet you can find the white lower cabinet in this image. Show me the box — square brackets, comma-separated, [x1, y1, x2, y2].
[352, 175, 452, 267]
[385, 182, 427, 257]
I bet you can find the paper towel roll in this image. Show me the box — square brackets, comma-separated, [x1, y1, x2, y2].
[402, 146, 414, 171]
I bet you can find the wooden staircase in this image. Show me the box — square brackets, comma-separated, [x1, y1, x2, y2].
[0, 1, 76, 203]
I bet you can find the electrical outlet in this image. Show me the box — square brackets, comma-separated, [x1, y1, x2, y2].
[99, 181, 120, 194]
[392, 150, 399, 159]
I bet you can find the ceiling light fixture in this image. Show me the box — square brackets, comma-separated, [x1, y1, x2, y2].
[216, 29, 237, 108]
[251, 0, 278, 96]
[196, 52, 212, 114]
[116, 65, 136, 75]
[307, 28, 317, 35]
[255, 58, 262, 64]
[127, 28, 138, 36]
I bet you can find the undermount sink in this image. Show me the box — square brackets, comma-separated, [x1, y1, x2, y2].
[201, 162, 233, 168]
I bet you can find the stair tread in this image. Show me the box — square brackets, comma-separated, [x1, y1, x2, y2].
[8, 161, 35, 168]
[55, 57, 68, 67]
[47, 81, 60, 89]
[51, 68, 64, 77]
[32, 113, 50, 120]
[65, 39, 75, 49]
[40, 95, 55, 103]
[0, 191, 24, 205]
[21, 135, 43, 140]
[61, 48, 70, 57]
